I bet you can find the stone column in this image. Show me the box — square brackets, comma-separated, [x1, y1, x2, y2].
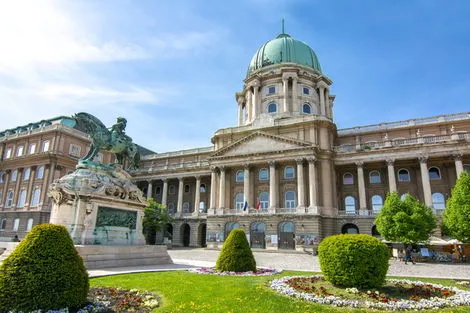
[308, 157, 318, 208]
[177, 177, 184, 213]
[419, 156, 433, 207]
[147, 180, 153, 199]
[246, 90, 253, 123]
[292, 77, 298, 111]
[252, 81, 259, 118]
[356, 162, 366, 210]
[12, 168, 23, 207]
[269, 161, 277, 208]
[237, 97, 244, 126]
[319, 86, 326, 116]
[218, 166, 226, 209]
[454, 154, 464, 178]
[162, 179, 168, 207]
[209, 167, 217, 209]
[1, 170, 10, 206]
[25, 166, 36, 207]
[244, 164, 251, 208]
[282, 77, 288, 113]
[296, 159, 305, 208]
[320, 159, 334, 212]
[194, 175, 201, 215]
[40, 165, 50, 206]
[386, 159, 397, 193]
[325, 89, 331, 118]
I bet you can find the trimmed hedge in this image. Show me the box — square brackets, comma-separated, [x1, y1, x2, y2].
[215, 229, 256, 272]
[318, 234, 389, 288]
[0, 224, 89, 312]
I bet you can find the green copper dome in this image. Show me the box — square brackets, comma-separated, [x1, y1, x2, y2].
[247, 33, 322, 77]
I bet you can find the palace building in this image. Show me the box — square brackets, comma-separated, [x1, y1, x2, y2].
[132, 31, 470, 250]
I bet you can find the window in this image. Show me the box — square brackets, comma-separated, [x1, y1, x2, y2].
[93, 153, 103, 162]
[23, 168, 30, 180]
[342, 223, 359, 234]
[398, 169, 410, 182]
[26, 218, 34, 232]
[42, 140, 50, 152]
[280, 221, 295, 233]
[302, 103, 312, 114]
[225, 222, 240, 238]
[267, 86, 275, 94]
[259, 168, 269, 181]
[69, 144, 81, 157]
[167, 203, 175, 214]
[28, 143, 36, 154]
[13, 218, 20, 232]
[0, 219, 6, 231]
[429, 167, 441, 180]
[0, 192, 2, 203]
[155, 186, 161, 195]
[235, 193, 245, 210]
[344, 196, 356, 214]
[4, 148, 12, 159]
[5, 191, 14, 207]
[0, 172, 4, 183]
[169, 185, 175, 194]
[31, 188, 41, 207]
[184, 184, 190, 193]
[343, 173, 354, 185]
[199, 201, 206, 212]
[17, 189, 26, 208]
[16, 145, 24, 157]
[267, 103, 277, 113]
[183, 202, 190, 213]
[371, 195, 383, 213]
[284, 166, 295, 179]
[285, 191, 296, 208]
[464, 165, 470, 173]
[303, 87, 310, 95]
[259, 192, 269, 209]
[11, 170, 18, 182]
[200, 184, 206, 193]
[432, 193, 446, 210]
[36, 166, 44, 179]
[369, 171, 381, 184]
[235, 170, 244, 182]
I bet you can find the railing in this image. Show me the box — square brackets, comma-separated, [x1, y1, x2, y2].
[141, 146, 214, 160]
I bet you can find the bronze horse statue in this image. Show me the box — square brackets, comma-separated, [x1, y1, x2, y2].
[73, 112, 140, 170]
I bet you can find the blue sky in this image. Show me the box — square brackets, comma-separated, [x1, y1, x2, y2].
[0, 0, 469, 153]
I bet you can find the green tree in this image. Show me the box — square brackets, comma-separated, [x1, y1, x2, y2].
[142, 198, 173, 245]
[375, 192, 436, 245]
[443, 171, 470, 243]
[215, 229, 256, 272]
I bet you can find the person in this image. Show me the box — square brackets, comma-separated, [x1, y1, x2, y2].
[404, 245, 415, 265]
[11, 235, 20, 242]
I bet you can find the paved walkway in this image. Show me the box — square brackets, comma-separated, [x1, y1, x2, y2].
[89, 248, 470, 280]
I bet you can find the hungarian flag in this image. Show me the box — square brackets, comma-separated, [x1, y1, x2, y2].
[256, 200, 261, 210]
[243, 201, 248, 211]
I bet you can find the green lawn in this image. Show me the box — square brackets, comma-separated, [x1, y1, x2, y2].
[91, 271, 470, 313]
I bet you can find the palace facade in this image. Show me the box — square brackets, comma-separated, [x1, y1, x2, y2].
[132, 31, 470, 250]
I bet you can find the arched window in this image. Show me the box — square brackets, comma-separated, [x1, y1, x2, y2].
[267, 103, 277, 113]
[183, 202, 190, 213]
[280, 221, 295, 233]
[302, 103, 312, 114]
[184, 184, 190, 193]
[0, 219, 6, 231]
[200, 184, 206, 192]
[5, 191, 14, 207]
[371, 195, 383, 213]
[235, 170, 244, 182]
[169, 185, 175, 194]
[17, 189, 26, 208]
[42, 140, 50, 152]
[397, 169, 410, 182]
[235, 193, 245, 210]
[31, 188, 41, 207]
[432, 193, 446, 210]
[36, 166, 44, 179]
[285, 191, 296, 208]
[284, 166, 295, 179]
[342, 223, 359, 234]
[369, 171, 381, 184]
[11, 169, 18, 182]
[167, 203, 175, 214]
[343, 173, 354, 185]
[259, 192, 269, 209]
[26, 218, 34, 232]
[429, 167, 441, 180]
[225, 222, 240, 238]
[155, 186, 161, 195]
[13, 218, 20, 231]
[198, 201, 206, 212]
[344, 196, 356, 214]
[23, 168, 31, 181]
[259, 168, 269, 181]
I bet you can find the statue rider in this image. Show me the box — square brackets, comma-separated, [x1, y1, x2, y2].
[110, 117, 127, 135]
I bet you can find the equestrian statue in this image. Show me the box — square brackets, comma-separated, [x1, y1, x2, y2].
[72, 112, 140, 170]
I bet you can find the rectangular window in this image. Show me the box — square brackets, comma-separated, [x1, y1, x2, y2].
[5, 148, 12, 159]
[267, 86, 275, 94]
[13, 218, 20, 231]
[0, 219, 6, 231]
[69, 144, 81, 157]
[29, 143, 36, 154]
[42, 140, 50, 152]
[303, 87, 310, 95]
[16, 145, 24, 157]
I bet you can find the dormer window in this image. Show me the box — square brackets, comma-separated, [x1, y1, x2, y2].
[303, 87, 310, 95]
[267, 103, 277, 113]
[267, 86, 275, 95]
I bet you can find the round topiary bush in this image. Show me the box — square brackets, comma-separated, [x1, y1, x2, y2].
[0, 224, 89, 312]
[215, 228, 256, 272]
[318, 234, 389, 288]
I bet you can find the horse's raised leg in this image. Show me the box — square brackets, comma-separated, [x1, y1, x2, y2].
[82, 144, 96, 161]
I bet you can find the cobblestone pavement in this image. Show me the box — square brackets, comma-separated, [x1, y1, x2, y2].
[167, 248, 470, 280]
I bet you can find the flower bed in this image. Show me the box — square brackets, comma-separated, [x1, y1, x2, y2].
[188, 267, 281, 276]
[270, 275, 470, 311]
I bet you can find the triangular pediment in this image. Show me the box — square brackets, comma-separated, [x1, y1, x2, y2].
[211, 131, 313, 158]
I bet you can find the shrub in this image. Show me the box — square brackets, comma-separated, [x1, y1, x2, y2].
[215, 228, 256, 272]
[318, 234, 389, 288]
[0, 224, 89, 312]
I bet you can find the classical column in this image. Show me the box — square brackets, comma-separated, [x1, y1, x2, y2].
[386, 159, 397, 193]
[40, 165, 51, 205]
[246, 90, 253, 123]
[320, 159, 334, 211]
[282, 77, 288, 113]
[454, 154, 464, 178]
[209, 167, 217, 209]
[243, 164, 251, 208]
[218, 166, 226, 209]
[237, 97, 244, 126]
[292, 77, 298, 111]
[419, 156, 433, 207]
[12, 168, 23, 207]
[319, 86, 326, 116]
[1, 170, 10, 206]
[161, 179, 168, 207]
[177, 177, 184, 213]
[325, 89, 330, 118]
[194, 175, 201, 215]
[252, 81, 259, 118]
[147, 180, 153, 199]
[269, 161, 277, 208]
[296, 159, 306, 207]
[25, 166, 36, 207]
[356, 162, 366, 210]
[308, 157, 318, 207]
